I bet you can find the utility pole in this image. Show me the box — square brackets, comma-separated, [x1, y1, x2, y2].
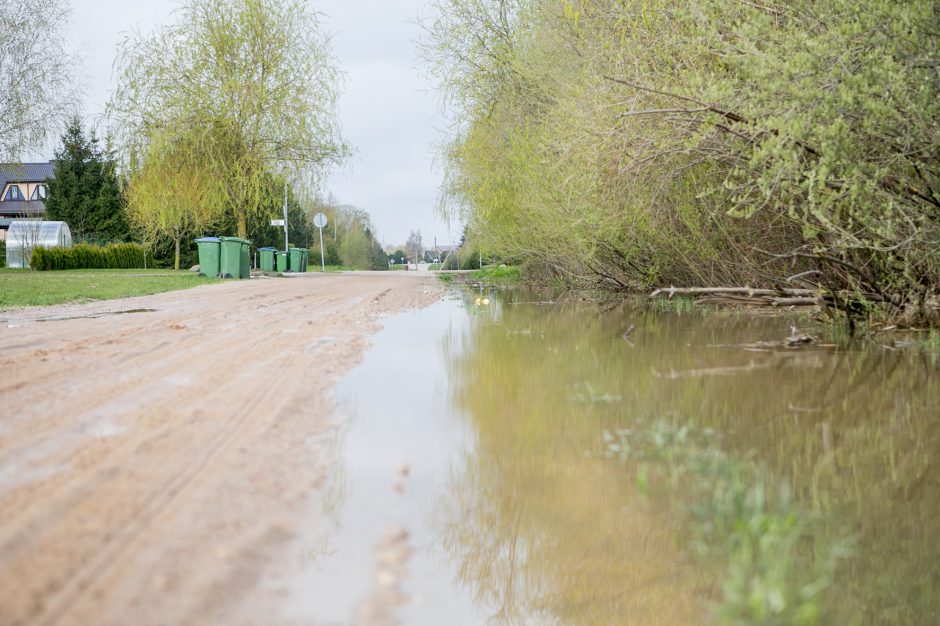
[283, 184, 289, 251]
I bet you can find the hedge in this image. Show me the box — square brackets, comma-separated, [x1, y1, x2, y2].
[0, 240, 5, 267]
[30, 243, 149, 271]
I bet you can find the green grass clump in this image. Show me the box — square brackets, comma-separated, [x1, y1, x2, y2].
[471, 265, 521, 285]
[647, 296, 699, 315]
[0, 269, 219, 309]
[607, 421, 850, 626]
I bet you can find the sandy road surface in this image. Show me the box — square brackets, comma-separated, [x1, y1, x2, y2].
[0, 272, 441, 626]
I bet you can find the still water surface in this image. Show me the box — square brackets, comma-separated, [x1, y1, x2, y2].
[287, 288, 939, 625]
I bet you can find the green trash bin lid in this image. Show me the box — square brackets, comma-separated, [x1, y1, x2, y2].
[219, 236, 250, 243]
[194, 237, 221, 243]
[258, 246, 277, 251]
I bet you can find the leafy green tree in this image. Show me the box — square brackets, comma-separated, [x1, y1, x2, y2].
[244, 178, 313, 250]
[110, 0, 347, 239]
[365, 228, 389, 271]
[45, 117, 129, 242]
[424, 0, 940, 322]
[125, 132, 225, 270]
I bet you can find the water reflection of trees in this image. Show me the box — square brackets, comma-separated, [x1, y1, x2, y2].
[442, 295, 710, 625]
[444, 292, 940, 625]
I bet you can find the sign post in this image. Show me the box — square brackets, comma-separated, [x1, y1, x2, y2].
[313, 212, 328, 272]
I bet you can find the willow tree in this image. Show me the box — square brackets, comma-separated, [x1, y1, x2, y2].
[110, 0, 347, 238]
[424, 0, 940, 317]
[126, 134, 225, 270]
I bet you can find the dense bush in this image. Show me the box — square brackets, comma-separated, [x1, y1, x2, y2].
[424, 0, 940, 323]
[0, 240, 5, 267]
[30, 243, 149, 271]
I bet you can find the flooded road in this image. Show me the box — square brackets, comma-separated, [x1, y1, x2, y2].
[274, 292, 484, 625]
[271, 287, 939, 625]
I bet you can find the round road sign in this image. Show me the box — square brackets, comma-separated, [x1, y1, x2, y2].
[313, 212, 328, 228]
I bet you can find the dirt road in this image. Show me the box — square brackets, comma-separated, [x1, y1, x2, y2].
[0, 272, 441, 626]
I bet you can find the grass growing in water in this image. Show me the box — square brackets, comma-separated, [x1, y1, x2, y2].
[646, 296, 700, 315]
[606, 421, 851, 626]
[0, 268, 220, 309]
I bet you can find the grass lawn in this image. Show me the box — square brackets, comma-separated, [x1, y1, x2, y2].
[0, 268, 221, 309]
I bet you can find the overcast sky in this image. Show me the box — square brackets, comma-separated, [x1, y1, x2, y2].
[66, 0, 454, 247]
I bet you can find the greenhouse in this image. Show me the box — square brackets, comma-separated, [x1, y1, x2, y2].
[5, 221, 72, 268]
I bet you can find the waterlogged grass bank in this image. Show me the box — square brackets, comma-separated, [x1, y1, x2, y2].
[0, 268, 220, 309]
[437, 265, 522, 287]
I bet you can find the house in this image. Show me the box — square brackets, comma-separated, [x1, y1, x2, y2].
[0, 162, 55, 240]
[429, 244, 458, 263]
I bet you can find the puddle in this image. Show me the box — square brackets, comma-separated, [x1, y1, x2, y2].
[36, 308, 158, 322]
[278, 295, 485, 625]
[270, 288, 939, 626]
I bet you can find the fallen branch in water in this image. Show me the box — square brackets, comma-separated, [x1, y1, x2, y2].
[650, 286, 818, 298]
[650, 286, 885, 309]
[696, 295, 822, 307]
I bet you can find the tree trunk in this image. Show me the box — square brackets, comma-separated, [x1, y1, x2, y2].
[237, 211, 247, 239]
[174, 237, 181, 271]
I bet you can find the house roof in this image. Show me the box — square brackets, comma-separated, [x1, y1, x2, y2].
[0, 162, 55, 187]
[0, 201, 44, 216]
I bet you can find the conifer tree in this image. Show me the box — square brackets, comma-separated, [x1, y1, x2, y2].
[45, 117, 129, 242]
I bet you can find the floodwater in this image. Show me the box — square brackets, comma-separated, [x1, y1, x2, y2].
[278, 288, 940, 626]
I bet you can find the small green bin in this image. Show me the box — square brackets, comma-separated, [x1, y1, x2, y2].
[220, 236, 250, 279]
[239, 240, 250, 279]
[289, 248, 304, 273]
[297, 248, 308, 272]
[194, 237, 220, 277]
[276, 251, 290, 272]
[258, 247, 277, 272]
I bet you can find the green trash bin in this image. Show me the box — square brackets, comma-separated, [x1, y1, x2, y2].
[194, 237, 221, 277]
[258, 247, 277, 272]
[276, 251, 290, 272]
[289, 248, 304, 273]
[220, 236, 249, 279]
[302, 248, 309, 272]
[239, 240, 250, 279]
